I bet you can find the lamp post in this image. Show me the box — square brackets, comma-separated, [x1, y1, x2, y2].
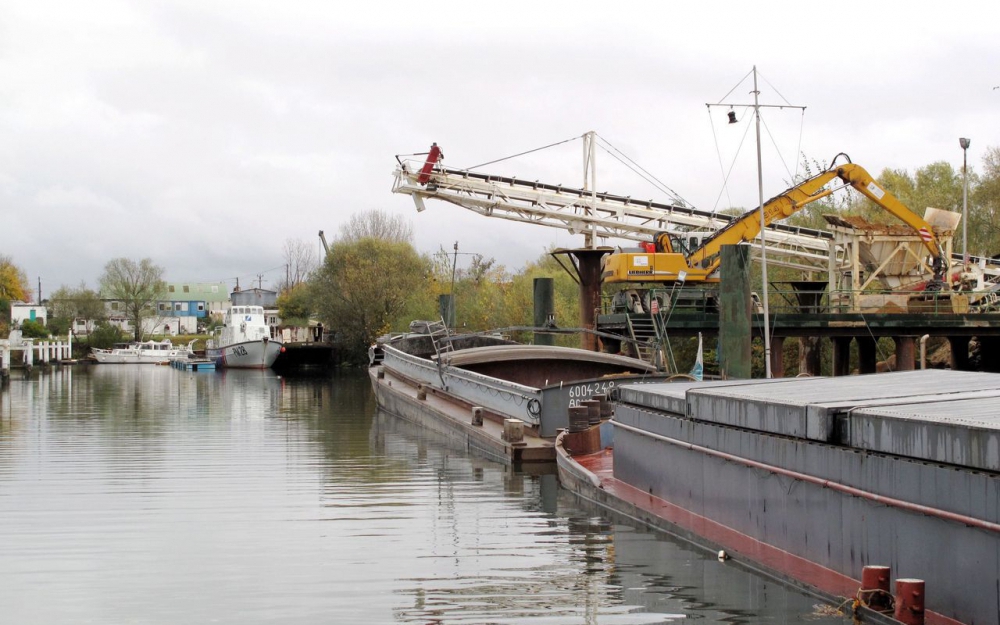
[960, 137, 970, 265]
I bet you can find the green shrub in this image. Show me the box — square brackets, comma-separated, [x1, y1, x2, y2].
[20, 319, 50, 338]
[88, 322, 126, 349]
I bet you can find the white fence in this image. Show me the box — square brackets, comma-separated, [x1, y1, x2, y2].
[1, 330, 74, 375]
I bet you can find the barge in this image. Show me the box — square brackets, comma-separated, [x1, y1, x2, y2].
[369, 328, 671, 464]
[557, 369, 1000, 625]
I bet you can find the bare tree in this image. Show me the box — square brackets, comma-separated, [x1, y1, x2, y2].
[278, 238, 317, 292]
[338, 209, 413, 244]
[99, 258, 166, 341]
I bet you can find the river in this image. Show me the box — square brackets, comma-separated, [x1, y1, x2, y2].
[0, 366, 843, 624]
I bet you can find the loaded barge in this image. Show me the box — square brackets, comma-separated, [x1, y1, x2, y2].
[369, 327, 668, 465]
[558, 369, 1000, 625]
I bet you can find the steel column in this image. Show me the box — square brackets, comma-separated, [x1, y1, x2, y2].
[858, 337, 878, 374]
[949, 336, 970, 371]
[719, 245, 752, 379]
[533, 277, 555, 346]
[769, 335, 785, 378]
[832, 337, 852, 376]
[894, 336, 916, 371]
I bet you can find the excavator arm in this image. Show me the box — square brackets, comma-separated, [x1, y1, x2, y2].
[682, 156, 948, 288]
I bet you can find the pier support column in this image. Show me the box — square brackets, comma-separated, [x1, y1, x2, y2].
[832, 337, 852, 377]
[798, 336, 822, 376]
[769, 336, 786, 378]
[719, 245, 752, 379]
[559, 249, 608, 353]
[533, 277, 554, 346]
[978, 337, 1000, 372]
[894, 336, 916, 371]
[858, 337, 878, 374]
[438, 294, 454, 329]
[949, 336, 970, 371]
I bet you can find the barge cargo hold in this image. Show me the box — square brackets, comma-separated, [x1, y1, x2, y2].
[557, 369, 1000, 625]
[370, 332, 670, 465]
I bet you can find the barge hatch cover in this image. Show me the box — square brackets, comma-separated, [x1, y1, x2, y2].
[618, 369, 1000, 471]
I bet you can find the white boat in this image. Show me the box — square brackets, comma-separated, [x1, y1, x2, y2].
[206, 305, 282, 369]
[92, 340, 194, 364]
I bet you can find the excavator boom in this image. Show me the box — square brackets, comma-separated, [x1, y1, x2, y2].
[603, 156, 949, 288]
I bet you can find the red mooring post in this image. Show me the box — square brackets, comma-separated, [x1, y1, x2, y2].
[859, 565, 892, 611]
[894, 578, 925, 625]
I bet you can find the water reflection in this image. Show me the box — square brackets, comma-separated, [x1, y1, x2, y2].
[0, 367, 841, 624]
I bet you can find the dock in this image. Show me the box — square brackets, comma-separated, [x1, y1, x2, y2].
[170, 358, 216, 372]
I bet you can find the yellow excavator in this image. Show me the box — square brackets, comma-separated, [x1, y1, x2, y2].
[601, 154, 949, 291]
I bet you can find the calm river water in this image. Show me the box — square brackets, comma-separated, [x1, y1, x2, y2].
[0, 366, 842, 624]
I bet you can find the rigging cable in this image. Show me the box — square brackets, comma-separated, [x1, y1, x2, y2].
[462, 135, 583, 172]
[710, 110, 755, 212]
[714, 67, 755, 104]
[707, 107, 734, 211]
[594, 133, 692, 207]
[759, 111, 795, 184]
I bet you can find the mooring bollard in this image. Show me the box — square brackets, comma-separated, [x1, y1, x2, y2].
[502, 418, 524, 443]
[893, 578, 925, 625]
[581, 399, 601, 426]
[568, 406, 589, 433]
[471, 407, 483, 426]
[859, 565, 892, 611]
[417, 385, 426, 400]
[591, 393, 612, 419]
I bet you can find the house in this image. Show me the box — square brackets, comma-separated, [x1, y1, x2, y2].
[165, 282, 230, 319]
[100, 281, 229, 337]
[10, 302, 47, 327]
[231, 287, 277, 308]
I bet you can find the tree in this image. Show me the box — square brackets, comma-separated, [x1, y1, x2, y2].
[338, 209, 414, 244]
[971, 146, 1000, 256]
[0, 255, 30, 302]
[312, 237, 429, 364]
[49, 282, 107, 334]
[99, 258, 166, 342]
[277, 282, 313, 326]
[278, 238, 318, 292]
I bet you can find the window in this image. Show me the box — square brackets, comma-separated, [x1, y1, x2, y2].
[175, 303, 184, 311]
[183, 285, 190, 293]
[211, 285, 218, 293]
[197, 303, 205, 312]
[111, 302, 119, 311]
[168, 285, 175, 293]
[159, 303, 168, 311]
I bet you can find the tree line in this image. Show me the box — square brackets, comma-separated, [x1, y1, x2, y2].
[5, 146, 1000, 368]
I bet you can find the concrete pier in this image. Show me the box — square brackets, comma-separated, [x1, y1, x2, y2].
[1, 332, 74, 382]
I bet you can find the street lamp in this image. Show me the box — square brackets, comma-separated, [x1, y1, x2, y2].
[960, 137, 971, 264]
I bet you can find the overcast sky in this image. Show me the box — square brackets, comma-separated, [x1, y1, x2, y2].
[2, 1, 998, 297]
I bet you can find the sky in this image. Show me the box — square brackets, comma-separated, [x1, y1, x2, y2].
[2, 1, 998, 298]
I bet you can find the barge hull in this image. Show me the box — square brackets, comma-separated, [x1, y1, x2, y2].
[370, 366, 554, 465]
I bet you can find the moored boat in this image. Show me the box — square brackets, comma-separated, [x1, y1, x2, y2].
[91, 339, 194, 364]
[206, 305, 282, 369]
[557, 370, 1000, 625]
[370, 323, 674, 464]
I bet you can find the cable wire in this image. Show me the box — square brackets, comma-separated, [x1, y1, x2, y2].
[462, 135, 583, 171]
[707, 108, 734, 211]
[715, 68, 754, 104]
[759, 111, 795, 183]
[711, 113, 755, 212]
[594, 134, 692, 206]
